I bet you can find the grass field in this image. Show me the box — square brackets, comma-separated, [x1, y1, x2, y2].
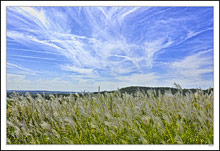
[7, 87, 213, 144]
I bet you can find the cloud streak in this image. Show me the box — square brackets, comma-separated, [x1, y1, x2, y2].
[171, 49, 213, 78]
[7, 63, 38, 76]
[6, 7, 214, 91]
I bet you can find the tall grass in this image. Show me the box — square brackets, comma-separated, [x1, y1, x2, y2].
[7, 88, 213, 144]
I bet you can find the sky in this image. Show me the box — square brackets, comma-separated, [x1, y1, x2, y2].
[6, 7, 214, 92]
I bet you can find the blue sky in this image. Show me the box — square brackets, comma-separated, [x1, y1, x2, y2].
[6, 7, 213, 91]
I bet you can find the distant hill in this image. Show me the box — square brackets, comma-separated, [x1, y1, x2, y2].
[7, 86, 213, 98]
[117, 86, 213, 96]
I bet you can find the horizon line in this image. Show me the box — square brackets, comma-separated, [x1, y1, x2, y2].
[6, 85, 214, 92]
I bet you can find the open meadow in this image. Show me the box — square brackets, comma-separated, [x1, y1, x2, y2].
[7, 88, 213, 144]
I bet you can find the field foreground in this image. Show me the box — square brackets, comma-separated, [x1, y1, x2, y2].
[7, 88, 213, 144]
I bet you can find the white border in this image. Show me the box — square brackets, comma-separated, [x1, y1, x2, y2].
[1, 1, 219, 150]
[1, 1, 220, 6]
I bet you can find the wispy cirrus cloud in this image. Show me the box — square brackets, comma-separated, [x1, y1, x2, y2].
[6, 7, 214, 91]
[60, 64, 94, 75]
[7, 63, 38, 76]
[171, 49, 213, 78]
[8, 54, 69, 62]
[165, 49, 214, 88]
[7, 7, 174, 76]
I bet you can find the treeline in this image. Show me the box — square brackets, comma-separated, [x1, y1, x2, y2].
[118, 86, 213, 96]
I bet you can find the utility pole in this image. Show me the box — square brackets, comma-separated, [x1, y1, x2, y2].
[98, 86, 100, 92]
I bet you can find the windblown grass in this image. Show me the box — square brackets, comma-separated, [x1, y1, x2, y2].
[7, 87, 213, 144]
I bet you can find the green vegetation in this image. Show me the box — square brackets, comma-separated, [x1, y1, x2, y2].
[7, 86, 213, 144]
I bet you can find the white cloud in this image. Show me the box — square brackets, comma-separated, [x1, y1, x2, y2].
[8, 54, 67, 62]
[6, 7, 213, 91]
[7, 74, 75, 91]
[8, 48, 62, 56]
[119, 7, 140, 22]
[143, 38, 173, 68]
[17, 7, 46, 26]
[117, 73, 160, 86]
[61, 65, 94, 75]
[87, 73, 162, 91]
[7, 7, 174, 80]
[7, 74, 32, 90]
[7, 73, 111, 92]
[168, 49, 213, 89]
[163, 78, 213, 89]
[7, 30, 65, 51]
[185, 27, 213, 41]
[7, 63, 38, 76]
[171, 49, 213, 78]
